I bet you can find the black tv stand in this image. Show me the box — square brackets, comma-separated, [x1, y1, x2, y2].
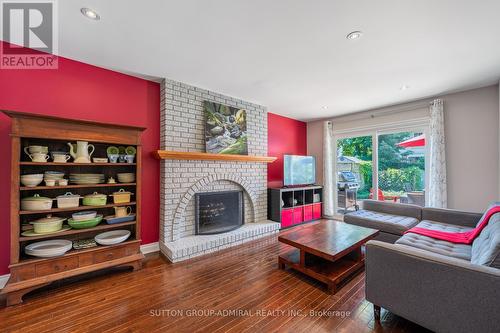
[268, 185, 323, 229]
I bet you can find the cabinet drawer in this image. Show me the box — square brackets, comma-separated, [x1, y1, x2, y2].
[293, 207, 303, 224]
[35, 257, 79, 276]
[312, 203, 322, 219]
[11, 265, 35, 282]
[93, 247, 127, 264]
[303, 205, 313, 221]
[281, 209, 293, 228]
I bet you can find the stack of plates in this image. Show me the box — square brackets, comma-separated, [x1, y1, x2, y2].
[117, 173, 135, 183]
[44, 171, 65, 181]
[25, 239, 72, 258]
[95, 230, 130, 245]
[70, 173, 105, 184]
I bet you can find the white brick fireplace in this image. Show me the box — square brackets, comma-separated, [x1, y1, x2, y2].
[159, 79, 279, 262]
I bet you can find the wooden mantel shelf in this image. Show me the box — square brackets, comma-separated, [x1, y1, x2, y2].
[154, 150, 277, 163]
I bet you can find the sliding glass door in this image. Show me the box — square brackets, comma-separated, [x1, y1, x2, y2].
[334, 126, 428, 215]
[336, 135, 373, 213]
[377, 131, 426, 206]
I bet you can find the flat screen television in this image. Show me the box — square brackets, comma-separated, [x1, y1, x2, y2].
[283, 155, 316, 186]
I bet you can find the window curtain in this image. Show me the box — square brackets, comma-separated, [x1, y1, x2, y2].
[428, 99, 447, 208]
[323, 121, 336, 217]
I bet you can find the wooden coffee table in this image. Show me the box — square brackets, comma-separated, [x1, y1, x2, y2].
[278, 220, 379, 294]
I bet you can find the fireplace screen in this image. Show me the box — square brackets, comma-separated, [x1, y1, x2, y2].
[195, 190, 244, 235]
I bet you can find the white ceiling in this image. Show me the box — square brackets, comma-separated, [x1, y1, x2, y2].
[54, 0, 500, 121]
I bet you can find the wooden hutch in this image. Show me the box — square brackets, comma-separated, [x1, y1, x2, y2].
[1, 111, 144, 306]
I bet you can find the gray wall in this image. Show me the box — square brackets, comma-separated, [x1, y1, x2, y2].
[307, 84, 499, 212]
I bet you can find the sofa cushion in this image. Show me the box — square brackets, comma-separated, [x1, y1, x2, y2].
[344, 210, 419, 236]
[361, 200, 422, 219]
[415, 220, 473, 233]
[396, 237, 471, 261]
[471, 213, 500, 269]
[475, 202, 500, 227]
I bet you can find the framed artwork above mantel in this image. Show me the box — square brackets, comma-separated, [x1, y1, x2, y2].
[204, 101, 248, 155]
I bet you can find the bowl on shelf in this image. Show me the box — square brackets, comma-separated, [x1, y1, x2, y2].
[44, 171, 65, 181]
[68, 215, 103, 229]
[82, 192, 107, 206]
[25, 239, 72, 258]
[95, 229, 130, 245]
[24, 145, 48, 155]
[21, 194, 53, 211]
[29, 214, 66, 233]
[72, 210, 97, 221]
[20, 174, 43, 187]
[93, 157, 108, 163]
[117, 173, 135, 183]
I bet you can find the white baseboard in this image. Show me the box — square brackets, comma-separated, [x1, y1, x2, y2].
[140, 242, 159, 254]
[0, 274, 10, 289]
[0, 243, 159, 290]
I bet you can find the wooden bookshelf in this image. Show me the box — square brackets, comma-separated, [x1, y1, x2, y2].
[1, 111, 145, 306]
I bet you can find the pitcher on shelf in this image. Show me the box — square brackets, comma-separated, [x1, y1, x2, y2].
[68, 141, 95, 163]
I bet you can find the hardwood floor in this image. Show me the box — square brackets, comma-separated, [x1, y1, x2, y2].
[0, 233, 429, 333]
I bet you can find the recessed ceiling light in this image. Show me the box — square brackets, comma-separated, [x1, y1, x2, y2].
[322, 106, 329, 110]
[346, 31, 363, 40]
[81, 8, 100, 20]
[400, 85, 410, 91]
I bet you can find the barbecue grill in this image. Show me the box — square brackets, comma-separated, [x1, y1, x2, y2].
[337, 171, 359, 212]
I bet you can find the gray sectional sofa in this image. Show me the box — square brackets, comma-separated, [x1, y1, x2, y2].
[344, 200, 500, 333]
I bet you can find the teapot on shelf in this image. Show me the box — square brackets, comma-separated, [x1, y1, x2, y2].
[68, 141, 95, 163]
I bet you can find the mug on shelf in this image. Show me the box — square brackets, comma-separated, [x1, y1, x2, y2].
[53, 154, 71, 163]
[45, 179, 56, 187]
[114, 206, 132, 217]
[30, 152, 50, 163]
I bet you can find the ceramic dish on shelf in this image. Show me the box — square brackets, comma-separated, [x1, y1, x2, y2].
[72, 211, 97, 221]
[82, 192, 107, 206]
[25, 239, 72, 258]
[67, 215, 103, 229]
[21, 226, 71, 237]
[24, 145, 48, 155]
[105, 214, 135, 224]
[109, 189, 133, 204]
[29, 214, 65, 233]
[95, 230, 131, 245]
[44, 171, 65, 180]
[117, 173, 135, 183]
[92, 157, 108, 163]
[21, 194, 53, 211]
[20, 174, 43, 187]
[69, 173, 105, 184]
[55, 192, 81, 208]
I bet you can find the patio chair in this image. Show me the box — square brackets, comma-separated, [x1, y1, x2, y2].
[369, 188, 398, 202]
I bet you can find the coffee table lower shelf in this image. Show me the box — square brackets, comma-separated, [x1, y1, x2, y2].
[278, 248, 365, 294]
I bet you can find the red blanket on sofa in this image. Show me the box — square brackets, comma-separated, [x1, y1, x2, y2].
[404, 206, 500, 244]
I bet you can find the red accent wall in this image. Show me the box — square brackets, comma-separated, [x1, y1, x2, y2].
[267, 113, 307, 188]
[0, 41, 160, 275]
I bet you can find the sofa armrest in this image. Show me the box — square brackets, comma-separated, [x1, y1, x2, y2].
[361, 200, 421, 219]
[422, 207, 482, 228]
[365, 240, 500, 333]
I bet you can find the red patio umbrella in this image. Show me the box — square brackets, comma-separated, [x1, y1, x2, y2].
[397, 134, 425, 148]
